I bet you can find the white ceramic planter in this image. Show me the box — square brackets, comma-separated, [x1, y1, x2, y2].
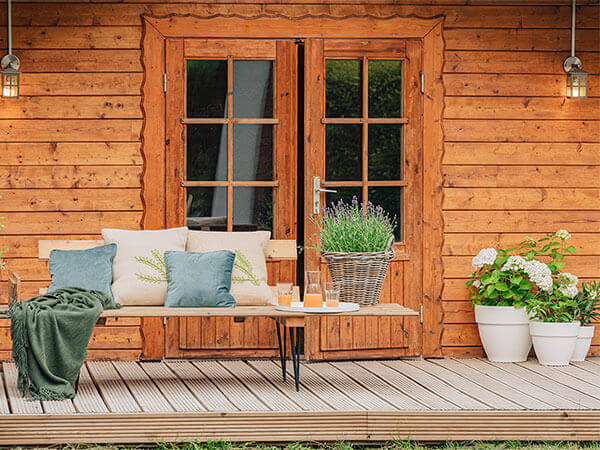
[474, 304, 532, 362]
[530, 320, 580, 366]
[571, 325, 595, 362]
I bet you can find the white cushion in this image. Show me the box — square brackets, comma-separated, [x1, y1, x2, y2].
[186, 230, 274, 306]
[102, 227, 188, 306]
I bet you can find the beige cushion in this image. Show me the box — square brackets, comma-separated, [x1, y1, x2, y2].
[102, 227, 188, 306]
[186, 230, 274, 306]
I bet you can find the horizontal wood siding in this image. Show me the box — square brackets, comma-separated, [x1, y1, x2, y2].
[0, 1, 598, 360]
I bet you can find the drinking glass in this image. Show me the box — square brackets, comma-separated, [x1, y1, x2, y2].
[277, 282, 293, 307]
[304, 271, 323, 308]
[325, 282, 340, 307]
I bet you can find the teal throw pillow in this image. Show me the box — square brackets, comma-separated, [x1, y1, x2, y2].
[164, 250, 236, 308]
[48, 244, 117, 300]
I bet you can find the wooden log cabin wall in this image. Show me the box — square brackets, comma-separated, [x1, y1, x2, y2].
[0, 1, 598, 361]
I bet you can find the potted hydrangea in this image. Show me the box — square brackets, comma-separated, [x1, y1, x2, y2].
[525, 230, 581, 366]
[468, 246, 536, 362]
[468, 230, 576, 363]
[572, 281, 600, 362]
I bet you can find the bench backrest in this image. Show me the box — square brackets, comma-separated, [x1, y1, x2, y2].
[38, 239, 298, 261]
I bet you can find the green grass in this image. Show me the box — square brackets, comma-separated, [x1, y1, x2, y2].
[51, 441, 600, 450]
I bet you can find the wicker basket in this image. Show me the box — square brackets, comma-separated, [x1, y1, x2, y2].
[321, 237, 395, 306]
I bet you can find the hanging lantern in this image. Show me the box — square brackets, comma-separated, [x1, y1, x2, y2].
[564, 0, 588, 99]
[1, 56, 20, 99]
[2, 0, 20, 99]
[565, 57, 588, 99]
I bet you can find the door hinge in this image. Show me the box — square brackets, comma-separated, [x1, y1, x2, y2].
[163, 317, 167, 326]
[420, 72, 424, 94]
[163, 73, 167, 93]
[420, 304, 423, 324]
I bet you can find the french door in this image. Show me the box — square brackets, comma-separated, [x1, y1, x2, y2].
[163, 37, 422, 360]
[303, 39, 423, 359]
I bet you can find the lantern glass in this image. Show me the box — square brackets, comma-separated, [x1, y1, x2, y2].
[566, 69, 588, 99]
[1, 68, 19, 99]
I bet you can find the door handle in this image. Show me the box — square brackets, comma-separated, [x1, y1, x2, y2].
[313, 176, 337, 214]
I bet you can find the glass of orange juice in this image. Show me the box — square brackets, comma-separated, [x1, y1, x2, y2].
[325, 282, 340, 307]
[277, 282, 293, 307]
[303, 271, 323, 308]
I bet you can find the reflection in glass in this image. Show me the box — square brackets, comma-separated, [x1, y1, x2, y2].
[326, 125, 362, 181]
[186, 187, 227, 231]
[233, 60, 273, 118]
[325, 187, 362, 210]
[186, 124, 227, 181]
[233, 187, 273, 232]
[325, 59, 362, 118]
[368, 125, 402, 180]
[368, 186, 402, 241]
[233, 125, 273, 181]
[186, 60, 227, 118]
[368, 60, 403, 118]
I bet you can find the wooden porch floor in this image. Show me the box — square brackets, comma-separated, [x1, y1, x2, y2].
[1, 357, 600, 444]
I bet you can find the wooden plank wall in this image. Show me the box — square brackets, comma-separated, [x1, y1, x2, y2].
[0, 1, 598, 360]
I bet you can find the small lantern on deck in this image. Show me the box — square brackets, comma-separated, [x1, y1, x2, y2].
[1, 55, 20, 99]
[564, 56, 588, 99]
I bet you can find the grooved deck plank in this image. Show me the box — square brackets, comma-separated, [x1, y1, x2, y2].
[41, 397, 76, 414]
[72, 364, 108, 413]
[219, 360, 301, 411]
[484, 360, 587, 409]
[86, 361, 140, 413]
[283, 362, 364, 411]
[461, 359, 580, 410]
[356, 361, 458, 410]
[381, 360, 488, 410]
[405, 360, 521, 410]
[571, 360, 600, 383]
[192, 361, 268, 411]
[140, 362, 205, 412]
[302, 363, 396, 411]
[2, 363, 43, 414]
[517, 360, 600, 407]
[557, 364, 600, 388]
[248, 360, 332, 411]
[0, 372, 10, 414]
[332, 361, 427, 410]
[437, 359, 551, 410]
[113, 362, 173, 412]
[166, 361, 238, 412]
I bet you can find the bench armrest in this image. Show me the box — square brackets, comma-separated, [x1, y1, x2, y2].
[7, 272, 21, 306]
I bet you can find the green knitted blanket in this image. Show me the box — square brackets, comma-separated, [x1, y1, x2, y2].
[1, 287, 120, 401]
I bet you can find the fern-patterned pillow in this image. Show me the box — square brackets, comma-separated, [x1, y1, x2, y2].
[102, 227, 188, 306]
[186, 230, 274, 306]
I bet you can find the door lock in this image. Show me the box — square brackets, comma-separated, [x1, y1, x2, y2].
[313, 176, 337, 214]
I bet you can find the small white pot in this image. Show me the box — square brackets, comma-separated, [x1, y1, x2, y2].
[530, 320, 580, 366]
[474, 305, 532, 362]
[571, 325, 595, 362]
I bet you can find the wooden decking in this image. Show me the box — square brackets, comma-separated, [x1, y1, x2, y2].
[1, 358, 600, 444]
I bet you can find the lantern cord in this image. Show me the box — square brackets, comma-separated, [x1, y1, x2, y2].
[7, 0, 11, 55]
[570, 0, 576, 58]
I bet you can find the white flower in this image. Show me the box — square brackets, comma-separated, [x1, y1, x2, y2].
[591, 290, 598, 300]
[523, 260, 553, 293]
[559, 284, 578, 299]
[557, 272, 578, 288]
[472, 248, 498, 269]
[555, 229, 571, 241]
[501, 255, 526, 272]
[472, 279, 481, 288]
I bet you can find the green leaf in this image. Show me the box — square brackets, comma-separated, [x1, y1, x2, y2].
[495, 282, 509, 291]
[510, 276, 523, 285]
[564, 245, 577, 253]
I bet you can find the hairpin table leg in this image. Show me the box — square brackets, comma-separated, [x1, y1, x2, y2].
[276, 322, 286, 382]
[288, 327, 301, 392]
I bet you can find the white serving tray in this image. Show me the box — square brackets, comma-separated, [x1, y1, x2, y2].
[275, 301, 360, 314]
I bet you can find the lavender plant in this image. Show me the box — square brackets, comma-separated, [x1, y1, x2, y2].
[311, 197, 396, 253]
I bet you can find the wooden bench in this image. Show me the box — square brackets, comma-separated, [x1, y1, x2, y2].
[7, 239, 418, 390]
